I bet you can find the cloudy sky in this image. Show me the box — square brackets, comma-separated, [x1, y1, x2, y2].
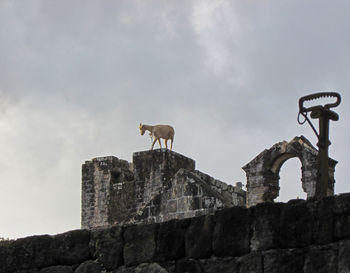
[1, 0, 350, 239]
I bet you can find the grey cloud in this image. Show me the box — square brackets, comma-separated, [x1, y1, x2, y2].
[0, 0, 349, 238]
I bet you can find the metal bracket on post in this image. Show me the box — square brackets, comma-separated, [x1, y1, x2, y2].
[298, 92, 341, 198]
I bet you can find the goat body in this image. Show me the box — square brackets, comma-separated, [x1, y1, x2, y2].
[139, 123, 175, 150]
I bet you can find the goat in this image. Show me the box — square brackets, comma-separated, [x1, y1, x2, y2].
[139, 123, 175, 150]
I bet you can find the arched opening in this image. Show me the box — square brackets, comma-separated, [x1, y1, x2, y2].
[244, 136, 337, 207]
[275, 157, 306, 202]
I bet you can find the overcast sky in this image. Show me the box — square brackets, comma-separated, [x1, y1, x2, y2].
[1, 0, 350, 239]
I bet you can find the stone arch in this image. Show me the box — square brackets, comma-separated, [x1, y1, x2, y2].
[242, 136, 337, 207]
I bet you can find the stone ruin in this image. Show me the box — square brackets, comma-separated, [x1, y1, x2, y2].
[81, 149, 245, 229]
[81, 135, 337, 228]
[243, 135, 337, 207]
[1, 135, 345, 272]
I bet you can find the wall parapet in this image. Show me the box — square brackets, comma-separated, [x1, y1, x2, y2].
[2, 193, 350, 273]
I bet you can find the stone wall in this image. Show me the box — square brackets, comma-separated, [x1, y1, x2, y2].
[1, 193, 350, 273]
[82, 149, 245, 228]
[81, 156, 134, 229]
[194, 170, 245, 206]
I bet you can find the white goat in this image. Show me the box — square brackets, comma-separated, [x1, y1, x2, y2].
[139, 123, 175, 150]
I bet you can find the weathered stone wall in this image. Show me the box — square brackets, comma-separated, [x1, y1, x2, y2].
[82, 149, 245, 228]
[81, 156, 134, 229]
[243, 136, 337, 207]
[2, 193, 350, 273]
[132, 149, 196, 221]
[193, 170, 246, 206]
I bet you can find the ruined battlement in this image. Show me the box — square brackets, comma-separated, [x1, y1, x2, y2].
[81, 149, 245, 229]
[1, 136, 347, 272]
[82, 135, 338, 229]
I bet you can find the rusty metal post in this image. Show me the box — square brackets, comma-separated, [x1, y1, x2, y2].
[298, 92, 341, 198]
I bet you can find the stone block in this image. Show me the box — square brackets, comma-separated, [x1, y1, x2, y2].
[279, 200, 312, 248]
[170, 182, 183, 199]
[132, 263, 168, 273]
[156, 219, 190, 261]
[237, 252, 263, 273]
[39, 265, 73, 273]
[114, 265, 135, 273]
[203, 196, 220, 209]
[334, 194, 350, 240]
[185, 215, 213, 259]
[158, 261, 175, 273]
[236, 182, 243, 189]
[213, 207, 250, 257]
[0, 244, 9, 273]
[308, 196, 334, 244]
[250, 202, 283, 251]
[74, 260, 102, 273]
[90, 225, 123, 270]
[51, 230, 91, 266]
[263, 249, 305, 273]
[183, 181, 200, 196]
[334, 193, 350, 214]
[16, 269, 41, 273]
[221, 191, 233, 204]
[303, 243, 338, 273]
[167, 199, 177, 213]
[178, 196, 192, 212]
[123, 223, 156, 266]
[199, 257, 238, 273]
[2, 235, 54, 272]
[133, 149, 195, 186]
[338, 239, 350, 273]
[175, 258, 201, 273]
[334, 214, 350, 240]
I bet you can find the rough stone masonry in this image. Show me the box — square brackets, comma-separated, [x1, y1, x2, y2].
[2, 193, 350, 273]
[81, 148, 246, 229]
[243, 136, 337, 207]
